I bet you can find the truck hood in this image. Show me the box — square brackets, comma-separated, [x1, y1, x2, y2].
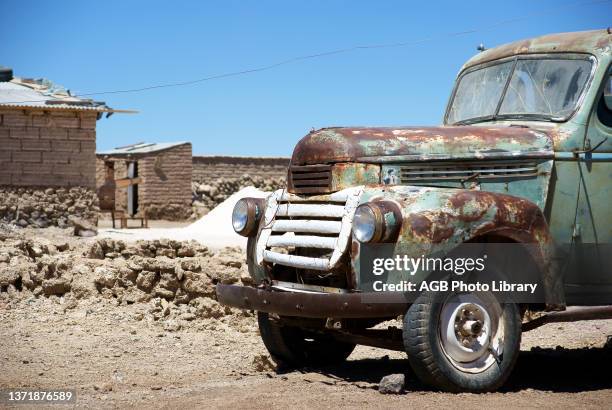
[291, 126, 554, 165]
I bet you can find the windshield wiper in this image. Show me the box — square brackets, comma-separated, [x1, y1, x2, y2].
[495, 113, 563, 122]
[454, 113, 562, 126]
[453, 116, 495, 126]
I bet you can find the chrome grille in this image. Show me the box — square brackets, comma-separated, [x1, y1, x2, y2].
[256, 187, 363, 271]
[289, 164, 332, 194]
[400, 161, 539, 183]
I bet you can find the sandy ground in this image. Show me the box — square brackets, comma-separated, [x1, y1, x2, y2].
[1, 226, 612, 408]
[97, 219, 192, 230]
[2, 297, 612, 409]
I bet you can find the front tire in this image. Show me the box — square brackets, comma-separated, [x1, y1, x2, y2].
[403, 290, 521, 392]
[257, 312, 356, 368]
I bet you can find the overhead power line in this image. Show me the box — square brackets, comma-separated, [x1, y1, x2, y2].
[4, 0, 611, 104]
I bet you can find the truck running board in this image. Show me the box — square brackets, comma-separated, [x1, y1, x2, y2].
[522, 306, 612, 332]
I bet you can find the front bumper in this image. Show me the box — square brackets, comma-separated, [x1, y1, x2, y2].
[216, 284, 408, 318]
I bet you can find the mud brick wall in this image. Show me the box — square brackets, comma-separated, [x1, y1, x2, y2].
[192, 156, 289, 182]
[0, 108, 98, 188]
[96, 144, 193, 220]
[0, 108, 99, 227]
[139, 144, 192, 220]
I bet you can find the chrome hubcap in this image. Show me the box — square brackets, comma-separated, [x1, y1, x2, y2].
[439, 292, 504, 373]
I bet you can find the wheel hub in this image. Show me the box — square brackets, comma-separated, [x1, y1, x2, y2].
[454, 305, 486, 346]
[439, 293, 504, 373]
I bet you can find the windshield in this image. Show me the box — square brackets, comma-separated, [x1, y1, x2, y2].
[447, 57, 593, 124]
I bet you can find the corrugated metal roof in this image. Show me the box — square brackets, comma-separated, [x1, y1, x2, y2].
[97, 141, 190, 156]
[0, 78, 135, 113]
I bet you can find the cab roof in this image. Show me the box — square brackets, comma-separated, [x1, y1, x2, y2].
[461, 29, 612, 72]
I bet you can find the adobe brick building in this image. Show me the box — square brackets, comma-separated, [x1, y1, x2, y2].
[96, 142, 193, 221]
[0, 83, 104, 187]
[0, 69, 127, 227]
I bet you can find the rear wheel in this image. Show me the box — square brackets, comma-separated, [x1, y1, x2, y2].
[403, 290, 521, 392]
[257, 312, 356, 368]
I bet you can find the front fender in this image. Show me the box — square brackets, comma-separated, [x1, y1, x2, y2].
[354, 186, 564, 309]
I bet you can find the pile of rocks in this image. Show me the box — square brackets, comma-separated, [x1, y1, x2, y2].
[93, 240, 246, 301]
[0, 236, 249, 317]
[0, 237, 74, 297]
[0, 187, 98, 228]
[191, 174, 284, 217]
[0, 229, 261, 334]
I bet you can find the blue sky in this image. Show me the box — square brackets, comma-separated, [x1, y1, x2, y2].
[2, 0, 610, 156]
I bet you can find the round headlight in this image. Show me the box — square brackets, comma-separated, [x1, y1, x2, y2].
[353, 205, 379, 243]
[232, 198, 264, 237]
[353, 201, 402, 243]
[232, 199, 249, 233]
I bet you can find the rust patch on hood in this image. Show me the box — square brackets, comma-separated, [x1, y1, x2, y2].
[291, 126, 553, 165]
[406, 212, 456, 243]
[406, 213, 432, 236]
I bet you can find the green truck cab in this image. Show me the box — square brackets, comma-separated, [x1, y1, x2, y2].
[217, 29, 612, 392]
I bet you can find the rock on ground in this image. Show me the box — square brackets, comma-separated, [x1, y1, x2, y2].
[379, 373, 405, 394]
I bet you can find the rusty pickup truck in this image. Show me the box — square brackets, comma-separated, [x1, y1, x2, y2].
[217, 29, 612, 392]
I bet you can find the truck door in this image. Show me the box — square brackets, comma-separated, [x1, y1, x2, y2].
[569, 67, 612, 303]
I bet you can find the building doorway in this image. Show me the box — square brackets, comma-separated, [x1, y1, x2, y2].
[127, 161, 139, 216]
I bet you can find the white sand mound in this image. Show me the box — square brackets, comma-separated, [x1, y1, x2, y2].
[98, 186, 269, 249]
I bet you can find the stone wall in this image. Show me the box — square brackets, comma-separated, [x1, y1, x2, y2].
[0, 108, 98, 188]
[0, 186, 98, 228]
[192, 156, 289, 182]
[192, 175, 286, 217]
[191, 156, 289, 217]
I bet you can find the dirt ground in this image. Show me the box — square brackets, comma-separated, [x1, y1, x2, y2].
[1, 227, 612, 409]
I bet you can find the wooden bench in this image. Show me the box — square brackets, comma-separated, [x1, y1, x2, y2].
[110, 210, 148, 229]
